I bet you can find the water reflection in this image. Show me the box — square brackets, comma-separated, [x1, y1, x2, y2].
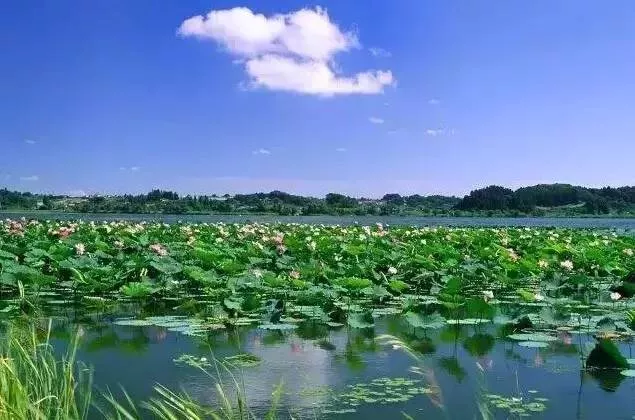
[16, 310, 635, 419]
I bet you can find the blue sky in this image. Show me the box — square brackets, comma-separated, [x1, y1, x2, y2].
[2, 0, 634, 198]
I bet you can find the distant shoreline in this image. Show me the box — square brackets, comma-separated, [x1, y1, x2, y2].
[2, 184, 634, 218]
[2, 209, 634, 219]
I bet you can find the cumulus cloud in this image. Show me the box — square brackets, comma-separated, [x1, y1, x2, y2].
[24, 139, 36, 144]
[20, 175, 39, 181]
[120, 166, 141, 172]
[369, 47, 391, 58]
[368, 116, 385, 124]
[246, 55, 392, 95]
[335, 147, 347, 152]
[178, 7, 394, 96]
[252, 148, 271, 155]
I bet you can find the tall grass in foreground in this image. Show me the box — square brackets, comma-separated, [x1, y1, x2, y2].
[0, 320, 92, 420]
[0, 321, 284, 420]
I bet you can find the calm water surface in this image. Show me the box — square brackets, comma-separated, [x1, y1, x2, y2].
[2, 211, 634, 230]
[37, 308, 635, 419]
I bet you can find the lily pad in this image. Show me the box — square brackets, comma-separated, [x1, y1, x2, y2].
[258, 323, 298, 330]
[507, 333, 558, 342]
[113, 318, 153, 327]
[224, 353, 262, 368]
[518, 341, 549, 348]
[446, 318, 488, 325]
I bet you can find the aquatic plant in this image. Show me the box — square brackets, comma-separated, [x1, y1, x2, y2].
[0, 320, 92, 420]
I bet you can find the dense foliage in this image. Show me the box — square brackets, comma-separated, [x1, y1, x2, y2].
[4, 183, 633, 216]
[456, 184, 635, 215]
[1, 188, 461, 216]
[1, 219, 633, 316]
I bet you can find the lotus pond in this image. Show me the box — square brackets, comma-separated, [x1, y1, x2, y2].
[1, 219, 634, 419]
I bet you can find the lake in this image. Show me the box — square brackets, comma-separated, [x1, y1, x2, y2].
[1, 217, 634, 419]
[40, 304, 635, 420]
[2, 211, 634, 230]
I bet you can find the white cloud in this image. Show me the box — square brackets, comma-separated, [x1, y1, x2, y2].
[24, 139, 36, 145]
[130, 166, 141, 172]
[368, 116, 385, 124]
[245, 55, 392, 95]
[178, 7, 394, 96]
[20, 175, 39, 181]
[252, 148, 271, 155]
[425, 128, 457, 137]
[427, 98, 440, 105]
[178, 6, 357, 60]
[369, 47, 391, 58]
[425, 129, 443, 136]
[335, 147, 347, 152]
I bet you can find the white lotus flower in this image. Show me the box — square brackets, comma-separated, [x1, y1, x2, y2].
[387, 266, 398, 275]
[74, 243, 85, 255]
[560, 260, 574, 271]
[482, 290, 494, 301]
[534, 293, 545, 301]
[610, 292, 621, 301]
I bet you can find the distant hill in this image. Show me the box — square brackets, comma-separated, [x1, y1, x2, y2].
[1, 184, 633, 216]
[454, 184, 635, 215]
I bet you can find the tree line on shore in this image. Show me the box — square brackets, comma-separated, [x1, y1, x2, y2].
[1, 183, 633, 216]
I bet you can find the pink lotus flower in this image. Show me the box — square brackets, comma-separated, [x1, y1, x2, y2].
[149, 244, 168, 256]
[54, 226, 74, 238]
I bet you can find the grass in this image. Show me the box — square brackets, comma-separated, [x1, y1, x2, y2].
[0, 320, 92, 420]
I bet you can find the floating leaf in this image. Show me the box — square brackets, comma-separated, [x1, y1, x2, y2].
[447, 318, 489, 325]
[405, 312, 445, 329]
[347, 312, 375, 329]
[113, 318, 153, 327]
[224, 353, 262, 368]
[507, 333, 558, 342]
[258, 322, 298, 330]
[518, 341, 549, 348]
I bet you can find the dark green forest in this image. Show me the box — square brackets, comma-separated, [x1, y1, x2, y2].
[1, 183, 634, 216]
